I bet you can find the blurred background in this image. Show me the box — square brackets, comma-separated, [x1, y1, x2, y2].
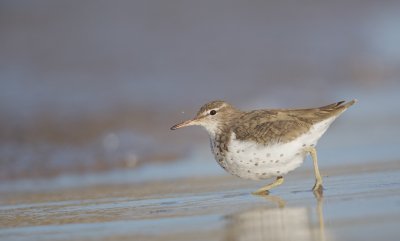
[1, 0, 399, 189]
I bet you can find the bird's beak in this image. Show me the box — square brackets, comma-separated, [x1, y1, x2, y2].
[170, 119, 198, 130]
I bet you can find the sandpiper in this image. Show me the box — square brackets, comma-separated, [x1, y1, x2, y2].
[171, 100, 356, 195]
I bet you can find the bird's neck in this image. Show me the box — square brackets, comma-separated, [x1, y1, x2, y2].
[204, 124, 224, 140]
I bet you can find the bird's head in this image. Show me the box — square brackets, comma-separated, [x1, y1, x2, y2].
[171, 100, 239, 136]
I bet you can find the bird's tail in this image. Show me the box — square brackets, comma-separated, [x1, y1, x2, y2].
[316, 99, 357, 119]
[342, 99, 358, 109]
[319, 99, 357, 112]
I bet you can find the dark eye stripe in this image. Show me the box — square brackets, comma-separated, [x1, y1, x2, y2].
[210, 110, 217, 115]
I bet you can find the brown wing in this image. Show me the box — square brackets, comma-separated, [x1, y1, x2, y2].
[232, 100, 356, 144]
[232, 110, 312, 144]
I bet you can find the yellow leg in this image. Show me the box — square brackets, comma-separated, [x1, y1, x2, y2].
[305, 147, 323, 193]
[252, 176, 284, 195]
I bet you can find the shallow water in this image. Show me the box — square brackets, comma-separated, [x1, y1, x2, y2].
[1, 162, 400, 241]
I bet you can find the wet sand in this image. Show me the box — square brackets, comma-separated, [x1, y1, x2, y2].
[1, 160, 399, 241]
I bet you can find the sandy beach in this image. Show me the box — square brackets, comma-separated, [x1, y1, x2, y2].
[1, 159, 399, 241]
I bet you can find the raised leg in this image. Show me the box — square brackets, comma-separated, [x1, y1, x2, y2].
[252, 176, 284, 195]
[305, 147, 323, 193]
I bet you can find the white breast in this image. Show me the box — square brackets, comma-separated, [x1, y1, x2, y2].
[215, 116, 336, 180]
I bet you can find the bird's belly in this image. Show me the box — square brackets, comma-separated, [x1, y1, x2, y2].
[223, 142, 307, 180]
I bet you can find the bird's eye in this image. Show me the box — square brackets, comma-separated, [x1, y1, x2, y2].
[210, 110, 217, 115]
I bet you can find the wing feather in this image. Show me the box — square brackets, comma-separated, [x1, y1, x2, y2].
[232, 100, 356, 144]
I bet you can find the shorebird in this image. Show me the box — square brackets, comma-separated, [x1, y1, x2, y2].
[171, 100, 356, 195]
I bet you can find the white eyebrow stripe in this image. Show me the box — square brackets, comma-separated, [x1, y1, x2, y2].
[203, 104, 226, 115]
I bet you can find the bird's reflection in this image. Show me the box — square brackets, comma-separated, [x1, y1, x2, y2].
[224, 192, 330, 241]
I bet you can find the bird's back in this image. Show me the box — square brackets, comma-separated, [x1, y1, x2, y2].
[232, 100, 356, 145]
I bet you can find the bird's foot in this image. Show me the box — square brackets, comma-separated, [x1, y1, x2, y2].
[312, 182, 324, 197]
[252, 190, 270, 196]
[252, 176, 284, 196]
